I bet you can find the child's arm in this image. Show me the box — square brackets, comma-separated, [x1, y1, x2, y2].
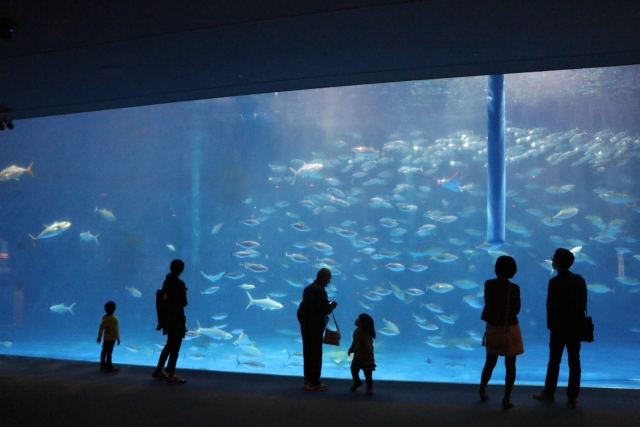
[97, 322, 104, 343]
[114, 318, 120, 345]
[347, 335, 356, 355]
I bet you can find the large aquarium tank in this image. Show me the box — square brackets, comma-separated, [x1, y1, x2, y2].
[1, 65, 639, 388]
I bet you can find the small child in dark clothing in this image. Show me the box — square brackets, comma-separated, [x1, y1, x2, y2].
[348, 313, 376, 395]
[97, 301, 120, 372]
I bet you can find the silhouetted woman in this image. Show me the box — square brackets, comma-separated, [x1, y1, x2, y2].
[479, 255, 524, 409]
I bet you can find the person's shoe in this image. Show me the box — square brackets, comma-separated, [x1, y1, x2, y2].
[365, 387, 373, 396]
[567, 399, 578, 408]
[502, 399, 514, 410]
[107, 366, 119, 372]
[308, 383, 328, 391]
[100, 365, 107, 371]
[533, 392, 554, 403]
[479, 390, 489, 402]
[350, 380, 363, 392]
[167, 375, 186, 384]
[151, 370, 167, 380]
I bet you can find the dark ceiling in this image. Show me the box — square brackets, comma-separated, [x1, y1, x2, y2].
[2, 0, 640, 120]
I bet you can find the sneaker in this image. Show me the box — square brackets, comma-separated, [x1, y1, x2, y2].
[502, 400, 514, 410]
[479, 390, 489, 402]
[365, 387, 373, 396]
[167, 375, 186, 384]
[350, 380, 363, 392]
[533, 392, 554, 403]
[151, 370, 167, 380]
[567, 399, 578, 408]
[107, 366, 119, 372]
[307, 383, 328, 391]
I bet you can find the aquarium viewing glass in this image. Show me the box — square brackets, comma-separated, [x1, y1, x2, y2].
[1, 65, 639, 388]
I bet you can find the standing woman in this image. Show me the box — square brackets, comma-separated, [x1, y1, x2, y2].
[479, 255, 524, 409]
[152, 259, 189, 384]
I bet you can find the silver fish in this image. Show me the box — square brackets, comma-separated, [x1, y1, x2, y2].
[0, 162, 34, 181]
[29, 221, 72, 241]
[95, 206, 116, 221]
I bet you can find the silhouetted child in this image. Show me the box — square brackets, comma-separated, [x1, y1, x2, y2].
[97, 301, 120, 372]
[348, 313, 376, 395]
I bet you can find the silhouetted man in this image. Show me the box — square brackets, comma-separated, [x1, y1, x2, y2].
[533, 248, 587, 407]
[297, 268, 338, 391]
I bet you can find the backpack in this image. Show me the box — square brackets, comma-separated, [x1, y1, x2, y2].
[156, 289, 176, 328]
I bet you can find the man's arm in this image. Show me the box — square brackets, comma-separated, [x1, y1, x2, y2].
[546, 280, 555, 330]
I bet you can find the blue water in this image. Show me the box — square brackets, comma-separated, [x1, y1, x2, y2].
[1, 66, 640, 388]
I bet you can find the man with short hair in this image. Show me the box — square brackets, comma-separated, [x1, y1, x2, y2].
[533, 248, 588, 407]
[297, 268, 338, 391]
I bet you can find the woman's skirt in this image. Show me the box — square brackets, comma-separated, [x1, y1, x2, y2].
[484, 323, 524, 357]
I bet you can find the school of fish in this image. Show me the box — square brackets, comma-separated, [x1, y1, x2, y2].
[4, 122, 640, 373]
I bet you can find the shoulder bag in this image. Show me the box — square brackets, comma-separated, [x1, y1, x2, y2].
[581, 308, 594, 343]
[323, 313, 341, 346]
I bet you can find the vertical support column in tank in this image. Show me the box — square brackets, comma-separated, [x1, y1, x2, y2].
[191, 119, 203, 265]
[487, 75, 506, 245]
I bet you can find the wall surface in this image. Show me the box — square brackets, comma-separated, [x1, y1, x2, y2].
[1, 1, 640, 119]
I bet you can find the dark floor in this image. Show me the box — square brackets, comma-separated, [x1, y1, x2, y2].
[1, 355, 639, 427]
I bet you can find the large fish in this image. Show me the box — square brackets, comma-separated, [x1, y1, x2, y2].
[385, 263, 406, 272]
[390, 283, 408, 301]
[352, 146, 379, 158]
[290, 162, 323, 185]
[211, 222, 225, 234]
[201, 271, 225, 282]
[95, 206, 116, 221]
[125, 286, 142, 297]
[586, 284, 614, 294]
[50, 302, 75, 315]
[599, 192, 638, 204]
[0, 162, 34, 181]
[430, 253, 458, 263]
[428, 283, 455, 293]
[29, 221, 72, 241]
[245, 292, 284, 310]
[243, 262, 269, 273]
[79, 231, 100, 245]
[196, 320, 233, 340]
[553, 207, 579, 219]
[378, 328, 400, 336]
[437, 171, 462, 192]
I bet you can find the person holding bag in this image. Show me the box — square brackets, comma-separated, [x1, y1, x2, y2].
[533, 248, 588, 407]
[479, 255, 524, 410]
[152, 259, 189, 384]
[297, 268, 338, 391]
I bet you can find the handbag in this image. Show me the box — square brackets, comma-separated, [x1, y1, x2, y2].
[482, 281, 513, 356]
[323, 313, 341, 346]
[580, 309, 594, 343]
